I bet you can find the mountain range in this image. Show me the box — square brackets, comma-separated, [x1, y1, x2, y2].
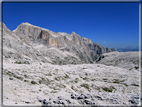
[116, 46, 139, 52]
[2, 22, 116, 65]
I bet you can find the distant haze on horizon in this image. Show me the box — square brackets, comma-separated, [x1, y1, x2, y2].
[3, 2, 139, 49]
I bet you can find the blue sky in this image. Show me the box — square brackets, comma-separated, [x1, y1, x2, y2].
[3, 2, 139, 48]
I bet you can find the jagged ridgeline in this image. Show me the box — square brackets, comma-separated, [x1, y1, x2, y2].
[2, 22, 116, 64]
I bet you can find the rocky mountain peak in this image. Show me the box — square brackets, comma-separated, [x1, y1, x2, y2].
[82, 37, 92, 44]
[93, 42, 97, 45]
[23, 22, 32, 25]
[71, 31, 77, 35]
[10, 22, 117, 63]
[21, 22, 40, 27]
[1, 22, 14, 37]
[0, 22, 6, 28]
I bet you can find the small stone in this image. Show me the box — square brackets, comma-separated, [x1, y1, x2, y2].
[57, 96, 63, 100]
[49, 98, 52, 101]
[38, 99, 42, 102]
[128, 99, 137, 104]
[78, 94, 88, 99]
[25, 101, 30, 104]
[94, 95, 103, 100]
[78, 99, 85, 104]
[37, 96, 43, 102]
[92, 102, 96, 104]
[66, 99, 71, 104]
[84, 99, 92, 105]
[86, 94, 92, 99]
[71, 93, 78, 99]
[131, 95, 139, 99]
[60, 101, 65, 105]
[43, 99, 48, 104]
[53, 100, 57, 104]
[9, 77, 13, 80]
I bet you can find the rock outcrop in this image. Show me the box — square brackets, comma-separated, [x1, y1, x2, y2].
[13, 22, 117, 63]
[39, 93, 140, 106]
[95, 51, 140, 71]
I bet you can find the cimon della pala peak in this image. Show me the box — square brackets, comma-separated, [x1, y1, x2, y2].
[2, 22, 116, 65]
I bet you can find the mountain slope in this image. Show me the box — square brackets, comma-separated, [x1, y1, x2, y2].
[95, 51, 140, 71]
[2, 22, 50, 64]
[2, 22, 82, 65]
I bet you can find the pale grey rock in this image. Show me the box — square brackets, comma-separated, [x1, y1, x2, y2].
[95, 51, 140, 71]
[3, 60, 140, 106]
[2, 23, 82, 65]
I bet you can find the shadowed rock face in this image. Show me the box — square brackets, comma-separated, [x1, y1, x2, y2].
[13, 22, 117, 63]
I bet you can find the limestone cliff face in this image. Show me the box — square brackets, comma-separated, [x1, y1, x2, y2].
[2, 22, 82, 65]
[13, 22, 117, 63]
[1, 22, 49, 63]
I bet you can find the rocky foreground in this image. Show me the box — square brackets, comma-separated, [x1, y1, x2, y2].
[39, 93, 140, 106]
[3, 54, 140, 106]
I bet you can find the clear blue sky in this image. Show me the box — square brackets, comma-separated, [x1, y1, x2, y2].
[3, 2, 139, 48]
